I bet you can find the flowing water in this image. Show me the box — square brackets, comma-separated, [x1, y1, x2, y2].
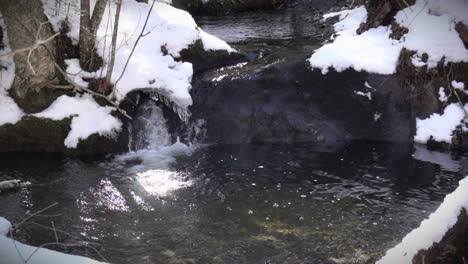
[0, 135, 467, 263]
[1, 7, 468, 264]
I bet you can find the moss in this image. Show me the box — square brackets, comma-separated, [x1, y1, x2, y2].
[9, 86, 73, 113]
[0, 115, 129, 156]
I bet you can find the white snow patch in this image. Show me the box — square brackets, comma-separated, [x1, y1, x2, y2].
[0, 217, 11, 236]
[354, 90, 372, 100]
[137, 169, 192, 197]
[377, 176, 468, 264]
[309, 7, 401, 74]
[364, 81, 373, 89]
[199, 29, 234, 53]
[0, 236, 106, 264]
[452, 80, 465, 91]
[426, 0, 468, 26]
[438, 87, 448, 102]
[414, 103, 466, 144]
[34, 94, 122, 148]
[0, 13, 24, 126]
[310, 0, 468, 74]
[395, 0, 468, 68]
[41, 1, 233, 113]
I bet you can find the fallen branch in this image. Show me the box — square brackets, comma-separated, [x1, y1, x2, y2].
[53, 62, 132, 120]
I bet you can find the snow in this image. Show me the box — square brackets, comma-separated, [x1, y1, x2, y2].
[0, 216, 105, 264]
[0, 13, 24, 126]
[0, 217, 11, 236]
[309, 7, 401, 74]
[199, 29, 234, 52]
[452, 80, 465, 91]
[414, 103, 466, 144]
[309, 0, 468, 74]
[41, 0, 233, 114]
[395, 0, 468, 68]
[0, 236, 106, 264]
[34, 94, 122, 148]
[377, 176, 468, 264]
[354, 91, 372, 100]
[426, 0, 468, 26]
[438, 87, 448, 102]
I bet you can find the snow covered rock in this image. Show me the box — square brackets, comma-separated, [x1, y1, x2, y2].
[309, 0, 468, 74]
[0, 0, 238, 154]
[0, 217, 11, 236]
[378, 176, 468, 264]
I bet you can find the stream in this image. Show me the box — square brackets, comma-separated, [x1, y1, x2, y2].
[1, 6, 467, 264]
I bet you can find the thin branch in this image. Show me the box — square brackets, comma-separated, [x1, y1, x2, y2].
[15, 203, 59, 230]
[114, 0, 155, 88]
[54, 62, 132, 120]
[0, 33, 59, 59]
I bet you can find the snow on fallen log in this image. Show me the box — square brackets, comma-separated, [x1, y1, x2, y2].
[377, 176, 468, 264]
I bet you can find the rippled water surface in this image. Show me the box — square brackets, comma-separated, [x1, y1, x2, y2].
[197, 9, 324, 43]
[0, 141, 466, 264]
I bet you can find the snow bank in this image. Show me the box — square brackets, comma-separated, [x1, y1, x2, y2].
[414, 103, 466, 144]
[0, 236, 106, 264]
[0, 216, 105, 264]
[41, 0, 232, 112]
[0, 13, 24, 126]
[0, 217, 11, 236]
[395, 0, 468, 68]
[34, 94, 122, 148]
[377, 176, 468, 264]
[309, 7, 401, 74]
[309, 0, 468, 74]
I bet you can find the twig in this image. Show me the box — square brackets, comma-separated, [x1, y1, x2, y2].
[15, 203, 59, 230]
[114, 0, 155, 88]
[51, 221, 59, 244]
[54, 62, 132, 120]
[0, 32, 59, 59]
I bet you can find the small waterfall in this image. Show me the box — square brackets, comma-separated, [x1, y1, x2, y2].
[130, 99, 171, 150]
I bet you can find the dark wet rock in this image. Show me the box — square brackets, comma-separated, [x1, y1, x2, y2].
[190, 44, 414, 145]
[0, 116, 129, 155]
[413, 208, 468, 264]
[180, 39, 246, 73]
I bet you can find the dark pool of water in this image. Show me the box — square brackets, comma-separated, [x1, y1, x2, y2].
[0, 141, 466, 264]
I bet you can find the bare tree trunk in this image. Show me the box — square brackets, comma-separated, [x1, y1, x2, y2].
[79, 0, 92, 70]
[79, 0, 108, 71]
[106, 0, 122, 88]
